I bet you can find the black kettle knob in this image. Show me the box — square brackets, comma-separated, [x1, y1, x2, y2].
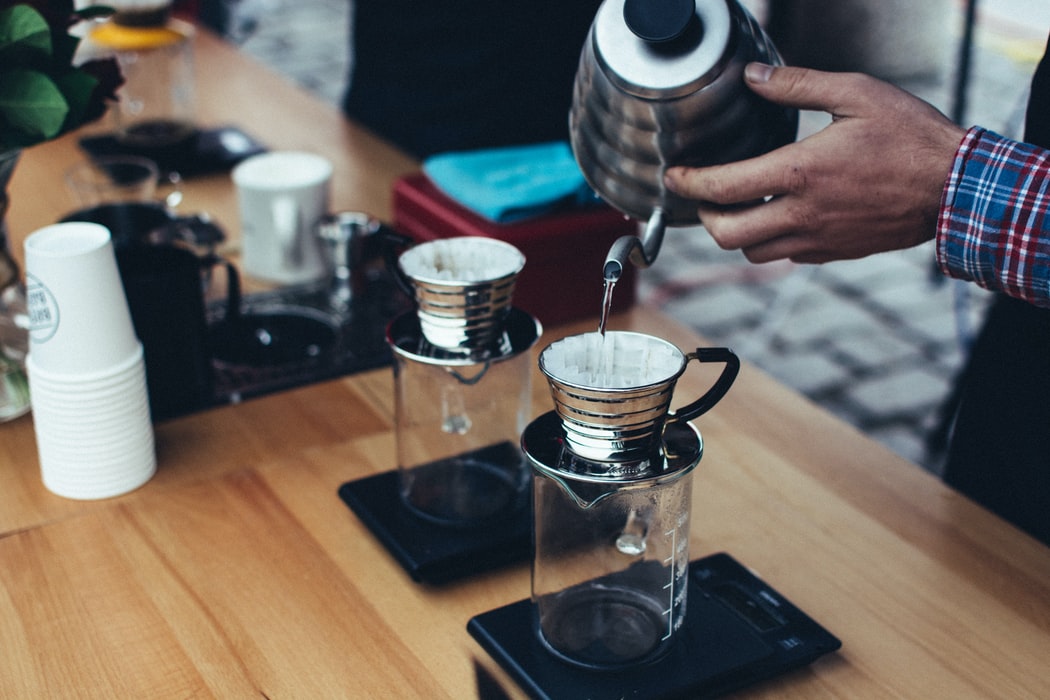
[623, 0, 695, 43]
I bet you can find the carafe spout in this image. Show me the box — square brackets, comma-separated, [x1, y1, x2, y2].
[603, 208, 666, 281]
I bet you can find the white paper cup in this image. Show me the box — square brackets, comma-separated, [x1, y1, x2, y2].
[34, 431, 155, 499]
[232, 151, 332, 285]
[23, 223, 140, 375]
[26, 337, 156, 500]
[25, 346, 145, 392]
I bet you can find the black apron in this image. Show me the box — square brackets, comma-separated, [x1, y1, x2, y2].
[942, 35, 1050, 546]
[342, 0, 603, 159]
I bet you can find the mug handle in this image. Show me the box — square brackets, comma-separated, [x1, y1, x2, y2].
[200, 252, 242, 324]
[667, 347, 740, 425]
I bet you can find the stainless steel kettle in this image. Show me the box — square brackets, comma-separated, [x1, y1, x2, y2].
[569, 0, 798, 278]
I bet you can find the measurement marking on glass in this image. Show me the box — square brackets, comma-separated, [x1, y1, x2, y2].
[662, 527, 676, 640]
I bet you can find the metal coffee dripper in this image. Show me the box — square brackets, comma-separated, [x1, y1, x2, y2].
[569, 0, 799, 279]
[388, 237, 541, 525]
[523, 331, 738, 668]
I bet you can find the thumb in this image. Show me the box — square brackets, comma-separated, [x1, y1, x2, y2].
[743, 63, 876, 114]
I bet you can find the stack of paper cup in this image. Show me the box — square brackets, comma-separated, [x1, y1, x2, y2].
[23, 222, 156, 499]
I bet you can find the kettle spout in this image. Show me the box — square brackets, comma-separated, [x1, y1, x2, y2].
[603, 208, 667, 281]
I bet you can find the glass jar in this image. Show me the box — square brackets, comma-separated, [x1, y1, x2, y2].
[524, 413, 701, 669]
[388, 309, 539, 525]
[89, 5, 197, 160]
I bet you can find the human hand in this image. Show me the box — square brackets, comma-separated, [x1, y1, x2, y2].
[663, 63, 967, 263]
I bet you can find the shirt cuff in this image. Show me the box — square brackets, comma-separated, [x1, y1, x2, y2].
[935, 126, 1050, 307]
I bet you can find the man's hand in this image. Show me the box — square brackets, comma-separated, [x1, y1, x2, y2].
[663, 63, 967, 263]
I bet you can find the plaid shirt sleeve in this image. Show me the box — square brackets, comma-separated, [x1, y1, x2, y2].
[936, 126, 1050, 308]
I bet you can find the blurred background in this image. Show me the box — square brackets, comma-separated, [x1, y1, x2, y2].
[219, 0, 1047, 472]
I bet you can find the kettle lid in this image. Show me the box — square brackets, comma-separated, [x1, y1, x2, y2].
[593, 0, 732, 99]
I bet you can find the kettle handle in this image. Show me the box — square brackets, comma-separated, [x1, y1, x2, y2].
[667, 347, 740, 425]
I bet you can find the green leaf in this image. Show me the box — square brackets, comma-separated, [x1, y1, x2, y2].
[0, 6, 53, 57]
[53, 69, 99, 130]
[0, 68, 69, 140]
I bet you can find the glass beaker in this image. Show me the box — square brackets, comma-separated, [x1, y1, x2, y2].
[390, 315, 536, 524]
[525, 413, 701, 669]
[89, 7, 197, 158]
[1, 168, 30, 421]
[524, 331, 738, 668]
[388, 236, 539, 526]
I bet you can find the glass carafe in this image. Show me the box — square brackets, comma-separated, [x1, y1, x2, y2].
[523, 331, 738, 668]
[389, 237, 540, 525]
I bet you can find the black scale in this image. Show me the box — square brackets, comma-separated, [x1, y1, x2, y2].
[338, 448, 532, 586]
[468, 552, 841, 699]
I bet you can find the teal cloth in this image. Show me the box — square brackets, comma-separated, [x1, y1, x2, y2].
[422, 141, 596, 222]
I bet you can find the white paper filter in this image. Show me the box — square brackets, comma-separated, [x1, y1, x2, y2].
[543, 332, 683, 389]
[399, 237, 525, 283]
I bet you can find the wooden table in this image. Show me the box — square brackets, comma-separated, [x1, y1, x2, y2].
[2, 27, 1049, 700]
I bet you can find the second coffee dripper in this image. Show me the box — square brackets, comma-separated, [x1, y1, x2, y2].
[388, 237, 541, 525]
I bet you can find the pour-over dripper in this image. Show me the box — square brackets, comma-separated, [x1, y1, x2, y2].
[539, 331, 738, 467]
[396, 237, 526, 353]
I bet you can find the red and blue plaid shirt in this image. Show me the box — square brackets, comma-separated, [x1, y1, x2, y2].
[937, 126, 1050, 307]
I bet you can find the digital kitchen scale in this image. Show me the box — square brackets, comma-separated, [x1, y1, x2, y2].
[338, 452, 531, 585]
[468, 552, 841, 699]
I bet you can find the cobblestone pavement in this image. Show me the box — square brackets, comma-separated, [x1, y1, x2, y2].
[233, 0, 1047, 472]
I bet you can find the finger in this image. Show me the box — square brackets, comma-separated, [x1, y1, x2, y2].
[665, 148, 807, 205]
[743, 63, 886, 116]
[744, 235, 840, 264]
[695, 194, 805, 251]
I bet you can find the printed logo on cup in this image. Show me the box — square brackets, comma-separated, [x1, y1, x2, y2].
[25, 273, 60, 343]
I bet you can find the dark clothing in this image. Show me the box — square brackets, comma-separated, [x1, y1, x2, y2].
[943, 36, 1050, 546]
[343, 0, 603, 159]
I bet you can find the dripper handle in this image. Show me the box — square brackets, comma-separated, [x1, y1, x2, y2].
[377, 226, 417, 298]
[667, 347, 740, 424]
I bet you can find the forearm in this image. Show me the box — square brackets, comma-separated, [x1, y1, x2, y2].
[937, 127, 1050, 307]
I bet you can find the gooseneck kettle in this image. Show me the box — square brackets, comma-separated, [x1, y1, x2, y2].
[569, 0, 799, 278]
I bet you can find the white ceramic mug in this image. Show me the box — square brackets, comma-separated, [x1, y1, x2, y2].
[232, 151, 333, 284]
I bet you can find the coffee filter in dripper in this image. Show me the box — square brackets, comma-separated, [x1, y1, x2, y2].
[542, 332, 684, 389]
[397, 237, 526, 352]
[398, 237, 525, 284]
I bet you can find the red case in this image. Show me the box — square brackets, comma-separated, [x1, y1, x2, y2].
[392, 173, 637, 328]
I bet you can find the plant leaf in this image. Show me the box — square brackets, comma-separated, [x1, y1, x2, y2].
[53, 68, 99, 131]
[0, 68, 69, 140]
[0, 5, 53, 57]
